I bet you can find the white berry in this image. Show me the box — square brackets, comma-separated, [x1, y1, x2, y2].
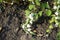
[55, 12, 58, 15]
[29, 13, 34, 20]
[22, 25, 25, 29]
[27, 28, 31, 31]
[27, 24, 31, 28]
[53, 6, 57, 9]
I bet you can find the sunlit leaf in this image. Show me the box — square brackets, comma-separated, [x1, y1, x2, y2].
[46, 10, 52, 16]
[35, 0, 40, 6]
[38, 11, 42, 16]
[28, 0, 33, 2]
[49, 17, 55, 23]
[0, 0, 2, 2]
[29, 4, 35, 10]
[25, 10, 30, 16]
[41, 2, 50, 9]
[30, 13, 38, 21]
[45, 2, 50, 8]
[46, 29, 50, 33]
[49, 24, 53, 29]
[34, 13, 38, 20]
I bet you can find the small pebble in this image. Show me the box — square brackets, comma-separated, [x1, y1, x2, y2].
[33, 30, 37, 32]
[11, 2, 13, 5]
[0, 27, 2, 31]
[37, 34, 43, 37]
[45, 34, 49, 37]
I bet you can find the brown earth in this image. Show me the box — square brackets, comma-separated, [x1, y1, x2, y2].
[0, 3, 58, 40]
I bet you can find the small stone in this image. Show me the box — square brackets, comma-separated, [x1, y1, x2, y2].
[20, 35, 27, 40]
[33, 30, 37, 32]
[11, 2, 13, 5]
[37, 34, 43, 37]
[45, 34, 49, 37]
[0, 24, 2, 31]
[15, 28, 19, 32]
[0, 27, 2, 31]
[23, 0, 25, 1]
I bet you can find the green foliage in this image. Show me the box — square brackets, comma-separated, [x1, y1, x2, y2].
[46, 29, 50, 33]
[41, 2, 50, 9]
[56, 31, 60, 40]
[33, 13, 38, 21]
[0, 0, 2, 2]
[29, 4, 35, 10]
[28, 0, 33, 2]
[35, 0, 40, 6]
[38, 11, 42, 16]
[49, 16, 55, 23]
[24, 0, 59, 35]
[45, 10, 52, 16]
[49, 24, 53, 29]
[2, 0, 59, 36]
[25, 10, 30, 17]
[35, 14, 38, 20]
[3, 0, 12, 3]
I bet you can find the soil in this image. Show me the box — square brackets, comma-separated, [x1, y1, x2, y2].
[0, 2, 58, 40]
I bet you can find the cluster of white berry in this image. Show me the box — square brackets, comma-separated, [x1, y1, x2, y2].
[22, 13, 35, 34]
[53, 2, 60, 27]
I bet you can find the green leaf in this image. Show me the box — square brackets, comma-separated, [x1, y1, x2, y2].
[0, 0, 2, 2]
[40, 3, 45, 9]
[28, 0, 33, 2]
[34, 13, 38, 20]
[56, 32, 60, 40]
[29, 4, 35, 10]
[41, 2, 50, 9]
[49, 25, 53, 29]
[4, 0, 12, 3]
[46, 10, 52, 16]
[25, 10, 30, 16]
[30, 31, 36, 35]
[45, 2, 50, 8]
[46, 29, 50, 33]
[35, 0, 40, 6]
[38, 11, 42, 16]
[36, 14, 38, 20]
[49, 17, 55, 23]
